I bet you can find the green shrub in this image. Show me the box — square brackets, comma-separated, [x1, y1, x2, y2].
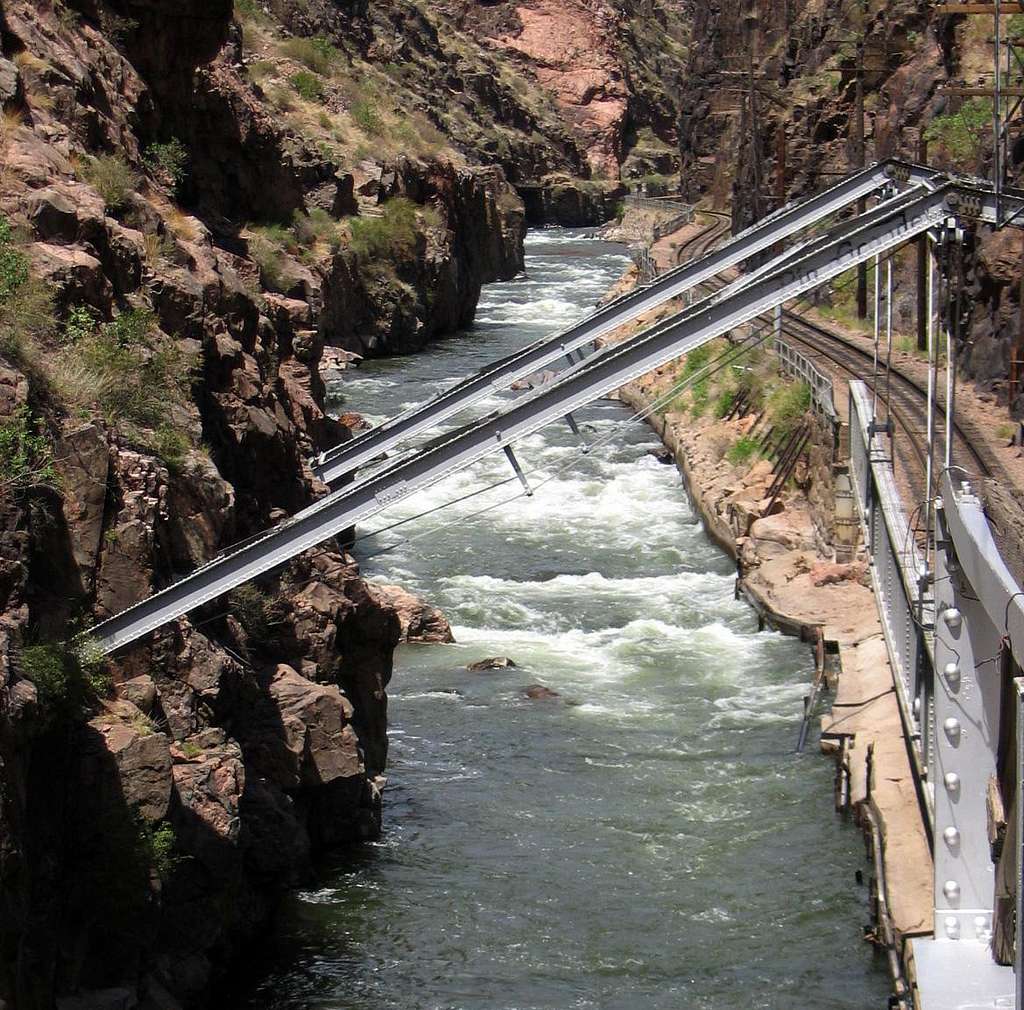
[56, 309, 195, 430]
[767, 380, 811, 436]
[63, 304, 96, 344]
[229, 583, 286, 651]
[105, 307, 156, 347]
[351, 98, 384, 135]
[0, 218, 29, 302]
[713, 387, 736, 419]
[0, 405, 58, 496]
[681, 342, 712, 380]
[0, 220, 54, 362]
[689, 377, 710, 416]
[19, 637, 110, 716]
[726, 435, 760, 466]
[74, 636, 111, 695]
[234, 0, 267, 20]
[348, 198, 420, 259]
[281, 35, 340, 75]
[19, 643, 71, 708]
[267, 85, 296, 112]
[99, 10, 137, 46]
[82, 154, 138, 212]
[151, 423, 191, 474]
[292, 208, 341, 250]
[925, 98, 993, 170]
[140, 821, 181, 879]
[250, 233, 287, 289]
[290, 71, 325, 102]
[143, 139, 188, 188]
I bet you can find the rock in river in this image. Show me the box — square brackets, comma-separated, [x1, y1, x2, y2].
[524, 684, 560, 700]
[467, 656, 518, 672]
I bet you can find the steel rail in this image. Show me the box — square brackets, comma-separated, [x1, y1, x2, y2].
[312, 160, 943, 487]
[91, 182, 987, 654]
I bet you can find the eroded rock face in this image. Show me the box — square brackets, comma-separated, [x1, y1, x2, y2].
[490, 0, 629, 179]
[370, 584, 455, 644]
[0, 5, 449, 1008]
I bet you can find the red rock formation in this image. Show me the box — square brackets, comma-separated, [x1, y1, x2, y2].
[489, 0, 629, 179]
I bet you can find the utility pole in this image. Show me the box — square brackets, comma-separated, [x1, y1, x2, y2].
[746, 1, 764, 226]
[852, 0, 868, 319]
[775, 123, 787, 210]
[917, 135, 930, 352]
[937, 0, 1024, 410]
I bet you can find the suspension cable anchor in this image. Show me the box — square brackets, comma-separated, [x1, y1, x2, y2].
[503, 445, 533, 496]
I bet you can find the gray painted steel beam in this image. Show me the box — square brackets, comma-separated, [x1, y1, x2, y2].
[92, 181, 981, 654]
[313, 159, 942, 487]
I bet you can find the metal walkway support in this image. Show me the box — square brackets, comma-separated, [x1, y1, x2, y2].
[849, 382, 1021, 1007]
[910, 471, 1021, 1008]
[89, 178, 1015, 655]
[313, 160, 941, 487]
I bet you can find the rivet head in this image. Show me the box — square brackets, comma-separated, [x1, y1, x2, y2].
[944, 772, 960, 792]
[943, 826, 961, 847]
[944, 662, 961, 689]
[944, 915, 960, 939]
[943, 607, 963, 631]
[974, 915, 988, 930]
[943, 880, 961, 902]
[944, 717, 962, 743]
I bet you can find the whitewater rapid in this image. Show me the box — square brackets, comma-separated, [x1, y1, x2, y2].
[239, 229, 888, 1010]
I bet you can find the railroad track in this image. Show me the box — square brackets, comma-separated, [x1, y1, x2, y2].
[671, 209, 732, 265]
[669, 218, 1000, 503]
[778, 312, 994, 486]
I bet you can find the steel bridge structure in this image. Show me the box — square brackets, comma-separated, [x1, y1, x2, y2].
[82, 160, 1024, 1010]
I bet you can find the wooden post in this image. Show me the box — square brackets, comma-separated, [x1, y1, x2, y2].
[1012, 249, 1024, 412]
[775, 123, 787, 209]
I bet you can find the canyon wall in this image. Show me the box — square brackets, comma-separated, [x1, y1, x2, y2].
[0, 0, 533, 1006]
[673, 0, 1024, 413]
[0, 0, 704, 1003]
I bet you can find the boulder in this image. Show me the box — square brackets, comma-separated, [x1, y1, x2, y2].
[28, 187, 80, 243]
[115, 675, 158, 714]
[0, 57, 22, 106]
[29, 242, 112, 311]
[524, 683, 560, 700]
[467, 656, 517, 672]
[368, 584, 454, 643]
[170, 730, 245, 866]
[54, 424, 110, 589]
[86, 709, 173, 821]
[809, 560, 869, 588]
[265, 664, 363, 788]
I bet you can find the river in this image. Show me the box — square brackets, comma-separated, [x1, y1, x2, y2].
[239, 230, 890, 1009]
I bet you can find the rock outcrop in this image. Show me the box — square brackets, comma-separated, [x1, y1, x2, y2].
[0, 0, 518, 1006]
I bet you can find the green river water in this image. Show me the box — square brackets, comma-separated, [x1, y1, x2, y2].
[238, 229, 890, 1010]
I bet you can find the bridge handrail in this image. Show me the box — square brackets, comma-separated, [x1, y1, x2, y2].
[848, 381, 934, 822]
[774, 335, 838, 421]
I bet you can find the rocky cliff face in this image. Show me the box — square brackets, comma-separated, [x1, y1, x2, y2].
[243, 0, 692, 223]
[674, 0, 1024, 413]
[0, 0, 513, 1006]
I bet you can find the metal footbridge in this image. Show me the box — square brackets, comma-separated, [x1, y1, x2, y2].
[91, 163, 1017, 656]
